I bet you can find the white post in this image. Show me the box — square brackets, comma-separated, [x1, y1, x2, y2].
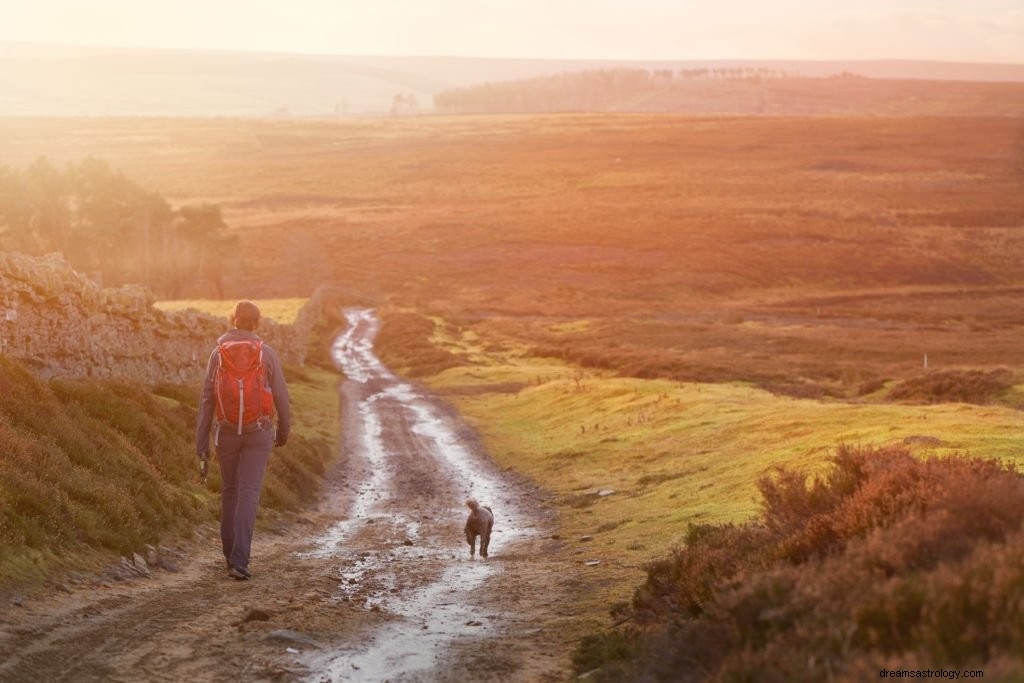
[924, 353, 928, 369]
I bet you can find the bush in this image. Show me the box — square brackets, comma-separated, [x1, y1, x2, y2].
[888, 368, 1014, 405]
[375, 310, 461, 377]
[0, 355, 337, 586]
[0, 358, 208, 573]
[578, 444, 1024, 680]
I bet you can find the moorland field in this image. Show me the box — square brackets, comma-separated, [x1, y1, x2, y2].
[3, 111, 1023, 392]
[3, 104, 1024, 677]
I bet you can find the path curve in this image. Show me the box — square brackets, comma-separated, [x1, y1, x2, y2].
[0, 309, 570, 683]
[301, 308, 547, 681]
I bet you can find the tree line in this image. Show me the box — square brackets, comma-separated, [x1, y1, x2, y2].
[0, 157, 235, 298]
[433, 67, 800, 114]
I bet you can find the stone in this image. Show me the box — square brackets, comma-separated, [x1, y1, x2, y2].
[131, 553, 151, 577]
[0, 251, 314, 384]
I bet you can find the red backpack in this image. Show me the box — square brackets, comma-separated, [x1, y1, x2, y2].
[214, 340, 274, 434]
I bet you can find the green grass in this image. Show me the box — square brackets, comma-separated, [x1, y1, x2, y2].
[154, 298, 309, 324]
[0, 354, 340, 589]
[282, 365, 341, 443]
[425, 355, 1024, 623]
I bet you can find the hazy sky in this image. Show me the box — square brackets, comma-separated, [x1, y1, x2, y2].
[4, 0, 1023, 63]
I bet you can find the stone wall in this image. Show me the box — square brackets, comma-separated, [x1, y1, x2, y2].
[0, 251, 316, 384]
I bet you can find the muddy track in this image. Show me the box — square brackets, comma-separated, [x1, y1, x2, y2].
[0, 309, 572, 682]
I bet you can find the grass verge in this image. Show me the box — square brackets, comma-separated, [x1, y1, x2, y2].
[0, 356, 340, 590]
[154, 298, 308, 324]
[411, 319, 1024, 651]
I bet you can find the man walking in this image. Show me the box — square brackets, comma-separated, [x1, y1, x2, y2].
[196, 300, 291, 580]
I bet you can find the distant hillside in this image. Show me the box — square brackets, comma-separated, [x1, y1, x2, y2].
[435, 70, 1024, 116]
[1, 43, 1022, 117]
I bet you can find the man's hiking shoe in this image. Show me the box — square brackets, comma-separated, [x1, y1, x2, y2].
[228, 566, 251, 581]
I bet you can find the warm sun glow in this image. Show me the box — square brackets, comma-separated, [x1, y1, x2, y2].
[3, 0, 1023, 62]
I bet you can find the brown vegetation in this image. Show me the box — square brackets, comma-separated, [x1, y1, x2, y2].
[888, 368, 1015, 405]
[435, 70, 1024, 116]
[0, 355, 333, 586]
[575, 444, 1024, 680]
[373, 310, 461, 377]
[2, 113, 1021, 394]
[2, 107, 1023, 677]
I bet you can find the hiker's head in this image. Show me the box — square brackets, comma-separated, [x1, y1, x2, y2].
[230, 300, 261, 331]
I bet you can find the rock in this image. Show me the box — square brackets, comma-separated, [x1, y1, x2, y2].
[584, 560, 602, 567]
[402, 538, 414, 546]
[597, 489, 616, 497]
[578, 535, 594, 542]
[105, 564, 130, 582]
[131, 553, 151, 577]
[158, 557, 180, 573]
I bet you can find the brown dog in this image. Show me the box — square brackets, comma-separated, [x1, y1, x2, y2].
[464, 499, 494, 558]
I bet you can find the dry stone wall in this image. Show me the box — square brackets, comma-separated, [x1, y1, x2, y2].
[0, 252, 313, 384]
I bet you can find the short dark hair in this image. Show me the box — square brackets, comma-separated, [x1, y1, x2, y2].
[231, 300, 261, 330]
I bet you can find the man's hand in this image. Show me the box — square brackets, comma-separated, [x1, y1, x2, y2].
[274, 432, 288, 448]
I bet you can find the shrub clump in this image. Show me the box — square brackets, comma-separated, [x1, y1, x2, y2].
[577, 444, 1024, 681]
[374, 310, 461, 377]
[887, 368, 1014, 405]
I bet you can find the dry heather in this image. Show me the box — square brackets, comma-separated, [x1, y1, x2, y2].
[5, 113, 1020, 392]
[576, 444, 1024, 681]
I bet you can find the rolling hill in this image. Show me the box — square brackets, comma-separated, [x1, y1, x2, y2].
[2, 42, 1023, 116]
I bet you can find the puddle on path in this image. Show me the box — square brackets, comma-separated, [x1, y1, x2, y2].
[300, 309, 538, 682]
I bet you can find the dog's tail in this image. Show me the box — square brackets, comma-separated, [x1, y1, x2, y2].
[466, 498, 480, 511]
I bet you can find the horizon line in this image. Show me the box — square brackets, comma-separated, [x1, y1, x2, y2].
[3, 39, 1022, 68]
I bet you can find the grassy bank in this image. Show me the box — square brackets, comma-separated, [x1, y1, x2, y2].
[378, 311, 1024, 660]
[154, 298, 309, 324]
[0, 355, 340, 590]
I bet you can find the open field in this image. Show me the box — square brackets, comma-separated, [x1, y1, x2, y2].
[363, 309, 1024, 639]
[3, 114, 1022, 372]
[154, 297, 309, 325]
[4, 109, 1024, 674]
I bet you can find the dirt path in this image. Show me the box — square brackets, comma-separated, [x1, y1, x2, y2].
[0, 309, 573, 682]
